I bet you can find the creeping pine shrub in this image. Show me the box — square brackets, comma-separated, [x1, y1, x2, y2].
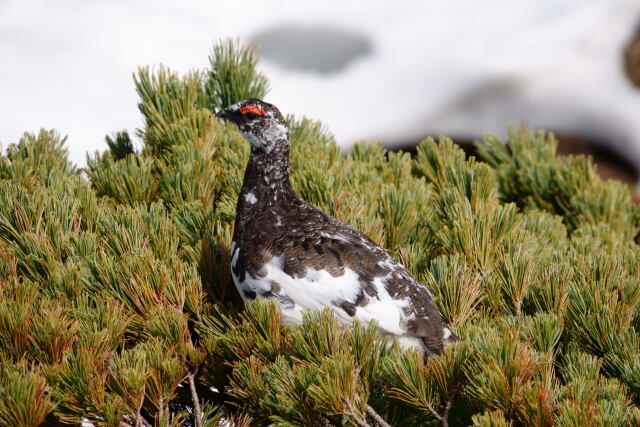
[1, 38, 640, 426]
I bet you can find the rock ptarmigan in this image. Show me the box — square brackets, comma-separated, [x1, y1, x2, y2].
[216, 99, 459, 355]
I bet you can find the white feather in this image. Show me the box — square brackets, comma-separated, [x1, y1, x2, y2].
[244, 192, 257, 204]
[233, 255, 423, 345]
[230, 246, 240, 268]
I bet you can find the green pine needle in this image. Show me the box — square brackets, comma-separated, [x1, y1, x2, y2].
[1, 38, 639, 425]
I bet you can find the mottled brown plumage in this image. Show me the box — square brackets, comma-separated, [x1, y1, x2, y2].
[216, 99, 458, 354]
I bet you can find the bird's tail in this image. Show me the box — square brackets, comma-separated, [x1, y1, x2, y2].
[422, 326, 461, 357]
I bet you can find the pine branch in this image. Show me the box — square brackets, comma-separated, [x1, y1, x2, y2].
[366, 405, 391, 427]
[346, 401, 371, 427]
[121, 414, 150, 427]
[319, 415, 341, 427]
[422, 399, 447, 427]
[135, 384, 145, 427]
[188, 372, 203, 427]
[417, 384, 462, 427]
[105, 130, 135, 160]
[441, 383, 461, 427]
[4, 38, 640, 427]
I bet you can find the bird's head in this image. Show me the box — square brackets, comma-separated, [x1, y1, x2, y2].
[216, 98, 288, 154]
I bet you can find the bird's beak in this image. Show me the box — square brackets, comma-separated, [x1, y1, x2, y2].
[215, 106, 233, 120]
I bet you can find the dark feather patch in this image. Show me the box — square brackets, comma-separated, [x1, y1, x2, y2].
[226, 98, 453, 355]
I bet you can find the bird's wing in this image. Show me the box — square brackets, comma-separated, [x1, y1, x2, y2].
[246, 206, 451, 353]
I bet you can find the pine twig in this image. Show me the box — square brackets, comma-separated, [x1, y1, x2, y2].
[319, 415, 340, 427]
[366, 405, 391, 427]
[121, 414, 150, 427]
[345, 366, 385, 427]
[422, 400, 447, 427]
[442, 383, 461, 424]
[188, 372, 203, 427]
[420, 382, 461, 427]
[135, 386, 150, 427]
[135, 405, 142, 427]
[346, 401, 372, 427]
[157, 396, 164, 424]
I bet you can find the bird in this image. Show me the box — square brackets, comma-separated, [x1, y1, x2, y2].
[215, 98, 459, 355]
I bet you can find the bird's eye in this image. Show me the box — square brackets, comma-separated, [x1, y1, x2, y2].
[239, 105, 266, 117]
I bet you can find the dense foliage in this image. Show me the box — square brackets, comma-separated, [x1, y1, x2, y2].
[1, 39, 639, 426]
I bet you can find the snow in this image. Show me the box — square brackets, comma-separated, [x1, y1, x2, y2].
[1, 0, 639, 184]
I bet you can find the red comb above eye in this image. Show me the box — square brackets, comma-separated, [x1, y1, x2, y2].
[239, 105, 265, 116]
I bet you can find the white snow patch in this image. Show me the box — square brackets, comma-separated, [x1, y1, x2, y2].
[2, 0, 640, 185]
